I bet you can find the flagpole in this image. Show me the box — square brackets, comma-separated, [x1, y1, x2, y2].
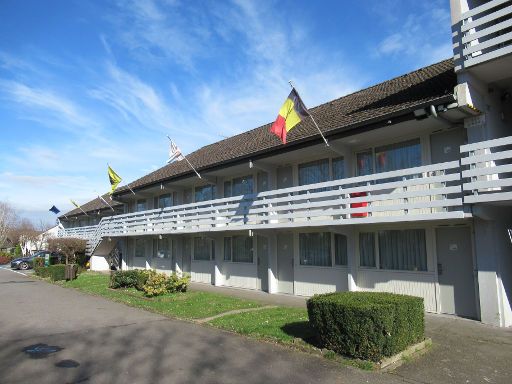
[96, 191, 115, 212]
[288, 81, 329, 147]
[71, 200, 89, 216]
[166, 136, 202, 179]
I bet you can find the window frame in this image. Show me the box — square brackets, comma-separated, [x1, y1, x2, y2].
[297, 231, 348, 268]
[134, 238, 146, 258]
[355, 137, 422, 177]
[357, 228, 430, 272]
[223, 235, 254, 263]
[193, 237, 214, 261]
[135, 199, 147, 212]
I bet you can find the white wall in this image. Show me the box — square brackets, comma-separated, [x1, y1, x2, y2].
[191, 261, 214, 283]
[357, 269, 438, 312]
[221, 262, 258, 289]
[294, 266, 348, 296]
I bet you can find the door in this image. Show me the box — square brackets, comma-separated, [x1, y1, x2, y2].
[277, 166, 293, 188]
[152, 238, 172, 272]
[257, 235, 269, 292]
[430, 127, 466, 164]
[277, 233, 294, 294]
[436, 226, 477, 319]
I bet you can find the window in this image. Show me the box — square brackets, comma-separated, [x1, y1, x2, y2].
[378, 229, 427, 271]
[157, 194, 172, 209]
[232, 236, 253, 263]
[193, 237, 213, 260]
[257, 172, 269, 192]
[332, 157, 345, 180]
[136, 199, 146, 212]
[298, 159, 329, 186]
[224, 181, 232, 198]
[223, 237, 232, 261]
[334, 234, 348, 266]
[135, 239, 145, 258]
[156, 238, 171, 258]
[195, 185, 216, 202]
[224, 236, 253, 263]
[299, 232, 331, 266]
[224, 175, 254, 197]
[183, 189, 192, 204]
[356, 150, 373, 176]
[356, 139, 421, 176]
[375, 139, 421, 173]
[359, 232, 375, 267]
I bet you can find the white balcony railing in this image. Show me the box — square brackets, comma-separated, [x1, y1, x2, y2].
[455, 0, 512, 70]
[62, 160, 465, 254]
[460, 135, 512, 203]
[58, 225, 102, 256]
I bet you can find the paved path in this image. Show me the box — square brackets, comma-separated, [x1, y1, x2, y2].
[0, 268, 402, 384]
[1, 268, 511, 384]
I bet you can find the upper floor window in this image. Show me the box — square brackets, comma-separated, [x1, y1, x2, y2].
[298, 159, 329, 186]
[224, 175, 254, 197]
[357, 138, 421, 176]
[257, 172, 269, 192]
[195, 185, 216, 202]
[136, 199, 146, 212]
[157, 194, 172, 209]
[332, 157, 345, 180]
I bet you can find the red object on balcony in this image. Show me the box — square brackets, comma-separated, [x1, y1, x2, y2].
[350, 192, 368, 218]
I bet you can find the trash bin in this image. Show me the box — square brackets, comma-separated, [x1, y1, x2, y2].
[65, 264, 78, 280]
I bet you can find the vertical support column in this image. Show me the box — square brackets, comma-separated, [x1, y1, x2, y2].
[346, 227, 357, 291]
[175, 237, 183, 275]
[267, 233, 278, 294]
[213, 234, 223, 286]
[120, 237, 128, 270]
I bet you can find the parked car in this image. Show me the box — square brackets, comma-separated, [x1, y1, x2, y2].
[10, 251, 64, 270]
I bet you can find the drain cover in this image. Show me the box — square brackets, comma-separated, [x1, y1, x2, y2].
[23, 344, 63, 359]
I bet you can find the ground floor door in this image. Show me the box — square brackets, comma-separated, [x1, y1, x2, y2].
[277, 233, 294, 294]
[182, 238, 192, 273]
[257, 236, 269, 292]
[151, 238, 173, 272]
[436, 226, 478, 319]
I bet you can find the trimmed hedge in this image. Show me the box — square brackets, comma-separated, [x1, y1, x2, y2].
[109, 270, 148, 290]
[307, 292, 424, 361]
[34, 264, 66, 281]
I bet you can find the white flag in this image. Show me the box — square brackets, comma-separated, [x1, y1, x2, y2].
[167, 140, 184, 163]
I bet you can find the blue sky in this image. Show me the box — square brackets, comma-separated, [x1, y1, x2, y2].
[0, 0, 452, 224]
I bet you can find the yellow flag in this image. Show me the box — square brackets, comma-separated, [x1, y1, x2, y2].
[70, 199, 80, 209]
[108, 165, 122, 195]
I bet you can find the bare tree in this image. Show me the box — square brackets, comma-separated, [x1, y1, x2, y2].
[0, 202, 17, 249]
[8, 218, 38, 256]
[33, 220, 54, 251]
[47, 237, 87, 264]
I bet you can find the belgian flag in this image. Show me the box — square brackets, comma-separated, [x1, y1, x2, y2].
[270, 88, 309, 144]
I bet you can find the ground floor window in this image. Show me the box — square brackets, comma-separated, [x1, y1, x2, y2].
[223, 235, 253, 263]
[299, 232, 331, 266]
[359, 229, 428, 271]
[334, 234, 348, 266]
[193, 237, 214, 260]
[135, 238, 146, 258]
[155, 238, 171, 258]
[378, 229, 427, 271]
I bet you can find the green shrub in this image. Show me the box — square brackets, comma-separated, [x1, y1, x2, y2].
[0, 255, 12, 264]
[34, 264, 66, 281]
[33, 257, 44, 268]
[142, 270, 168, 297]
[14, 244, 22, 256]
[109, 269, 149, 290]
[307, 292, 424, 361]
[166, 272, 190, 293]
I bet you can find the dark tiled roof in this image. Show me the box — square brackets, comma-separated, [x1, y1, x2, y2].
[63, 59, 456, 215]
[115, 59, 456, 194]
[60, 193, 123, 219]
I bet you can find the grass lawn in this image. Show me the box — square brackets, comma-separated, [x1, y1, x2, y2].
[61, 272, 262, 319]
[209, 307, 316, 345]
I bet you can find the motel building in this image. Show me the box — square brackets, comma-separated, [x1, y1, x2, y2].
[59, 0, 512, 327]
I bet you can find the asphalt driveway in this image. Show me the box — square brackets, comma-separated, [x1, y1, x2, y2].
[1, 267, 511, 384]
[0, 268, 404, 384]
